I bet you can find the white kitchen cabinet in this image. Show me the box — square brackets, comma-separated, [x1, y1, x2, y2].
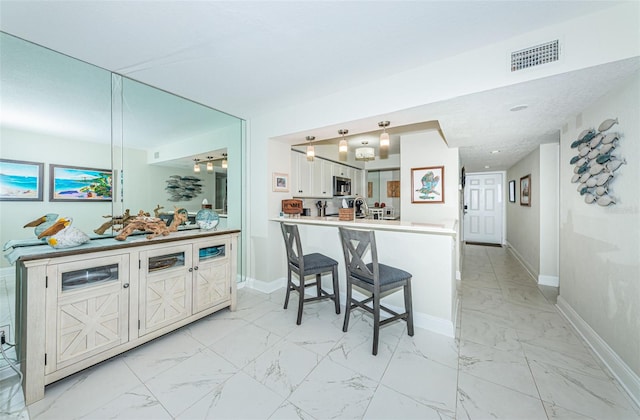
[312, 159, 333, 198]
[291, 151, 313, 196]
[16, 230, 239, 404]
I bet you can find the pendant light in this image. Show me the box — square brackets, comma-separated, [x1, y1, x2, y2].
[378, 121, 390, 151]
[338, 129, 348, 161]
[306, 136, 315, 161]
[355, 141, 375, 161]
[222, 153, 228, 169]
[193, 158, 201, 173]
[206, 156, 214, 173]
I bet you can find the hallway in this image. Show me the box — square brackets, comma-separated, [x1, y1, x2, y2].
[1, 244, 639, 419]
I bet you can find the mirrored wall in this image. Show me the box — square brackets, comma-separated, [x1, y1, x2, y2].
[0, 32, 245, 364]
[366, 169, 401, 218]
[1, 32, 244, 263]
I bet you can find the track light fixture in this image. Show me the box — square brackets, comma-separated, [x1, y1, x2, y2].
[193, 158, 201, 173]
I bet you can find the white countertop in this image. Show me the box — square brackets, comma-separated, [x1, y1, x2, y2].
[271, 215, 457, 236]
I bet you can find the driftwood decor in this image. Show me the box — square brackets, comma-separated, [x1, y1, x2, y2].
[115, 208, 188, 241]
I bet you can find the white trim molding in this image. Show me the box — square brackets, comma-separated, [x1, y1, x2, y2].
[538, 274, 559, 287]
[557, 296, 640, 408]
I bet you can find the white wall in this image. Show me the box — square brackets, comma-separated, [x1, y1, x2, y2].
[506, 147, 541, 278]
[558, 70, 639, 396]
[539, 143, 559, 285]
[400, 131, 459, 224]
[247, 2, 640, 292]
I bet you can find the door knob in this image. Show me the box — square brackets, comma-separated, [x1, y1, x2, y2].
[188, 268, 193, 272]
[123, 283, 129, 289]
[194, 266, 199, 271]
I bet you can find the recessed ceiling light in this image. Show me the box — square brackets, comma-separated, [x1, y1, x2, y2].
[490, 150, 500, 154]
[510, 104, 528, 112]
[484, 165, 491, 169]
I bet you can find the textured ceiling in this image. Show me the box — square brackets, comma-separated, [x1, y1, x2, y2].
[1, 1, 637, 171]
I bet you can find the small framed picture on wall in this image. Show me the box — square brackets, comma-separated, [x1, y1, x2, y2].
[273, 172, 289, 192]
[520, 174, 531, 206]
[509, 180, 516, 203]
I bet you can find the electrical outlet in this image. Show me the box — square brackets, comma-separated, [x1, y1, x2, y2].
[0, 324, 9, 344]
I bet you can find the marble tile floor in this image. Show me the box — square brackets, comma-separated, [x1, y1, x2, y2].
[1, 244, 639, 419]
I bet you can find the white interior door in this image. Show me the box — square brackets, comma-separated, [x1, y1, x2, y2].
[463, 173, 503, 244]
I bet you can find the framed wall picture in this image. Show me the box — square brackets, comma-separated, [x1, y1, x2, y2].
[411, 166, 444, 203]
[387, 180, 400, 198]
[520, 174, 531, 206]
[273, 172, 289, 192]
[0, 158, 44, 201]
[509, 180, 516, 203]
[50, 164, 112, 201]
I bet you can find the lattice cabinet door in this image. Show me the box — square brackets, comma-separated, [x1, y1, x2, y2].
[193, 241, 230, 314]
[138, 244, 193, 336]
[45, 254, 130, 374]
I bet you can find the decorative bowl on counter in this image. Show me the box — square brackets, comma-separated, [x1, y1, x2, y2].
[196, 207, 220, 230]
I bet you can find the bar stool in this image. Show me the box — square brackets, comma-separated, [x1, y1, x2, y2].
[280, 222, 340, 325]
[338, 226, 414, 355]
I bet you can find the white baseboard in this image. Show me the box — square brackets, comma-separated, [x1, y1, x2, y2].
[244, 276, 286, 294]
[504, 241, 537, 282]
[538, 275, 559, 287]
[557, 296, 640, 409]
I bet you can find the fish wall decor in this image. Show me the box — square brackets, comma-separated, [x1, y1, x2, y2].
[165, 175, 203, 202]
[569, 117, 625, 206]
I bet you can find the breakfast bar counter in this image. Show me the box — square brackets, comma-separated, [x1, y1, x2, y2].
[271, 216, 458, 337]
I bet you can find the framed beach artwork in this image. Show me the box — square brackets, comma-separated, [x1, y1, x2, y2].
[273, 172, 289, 192]
[520, 174, 531, 206]
[411, 166, 444, 204]
[50, 164, 113, 201]
[0, 158, 44, 201]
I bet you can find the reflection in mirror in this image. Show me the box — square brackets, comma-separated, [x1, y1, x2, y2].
[0, 32, 113, 256]
[366, 169, 401, 218]
[0, 32, 245, 375]
[1, 32, 242, 257]
[115, 76, 242, 232]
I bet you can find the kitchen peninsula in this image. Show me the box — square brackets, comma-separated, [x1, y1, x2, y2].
[272, 215, 458, 337]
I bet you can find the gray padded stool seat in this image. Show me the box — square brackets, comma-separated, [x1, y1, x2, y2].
[338, 226, 414, 355]
[281, 222, 340, 325]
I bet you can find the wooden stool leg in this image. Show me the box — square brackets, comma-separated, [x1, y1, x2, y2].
[342, 281, 352, 332]
[316, 273, 321, 297]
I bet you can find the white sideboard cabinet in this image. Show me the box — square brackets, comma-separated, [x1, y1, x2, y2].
[15, 229, 239, 404]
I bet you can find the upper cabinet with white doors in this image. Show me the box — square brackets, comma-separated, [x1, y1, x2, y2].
[291, 151, 362, 198]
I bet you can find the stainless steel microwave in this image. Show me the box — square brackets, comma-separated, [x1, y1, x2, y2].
[333, 176, 351, 196]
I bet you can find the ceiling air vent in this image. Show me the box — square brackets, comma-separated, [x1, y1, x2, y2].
[511, 40, 559, 72]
